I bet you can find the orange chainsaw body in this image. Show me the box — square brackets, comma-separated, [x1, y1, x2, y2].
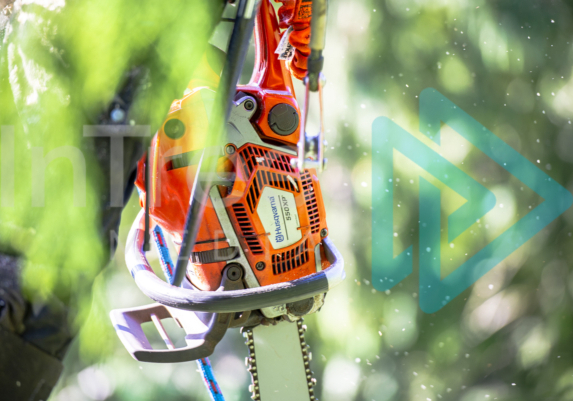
[135, 0, 330, 291]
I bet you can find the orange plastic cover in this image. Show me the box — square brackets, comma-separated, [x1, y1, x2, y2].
[134, 0, 330, 291]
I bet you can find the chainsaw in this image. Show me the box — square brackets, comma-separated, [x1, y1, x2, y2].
[109, 1, 344, 400]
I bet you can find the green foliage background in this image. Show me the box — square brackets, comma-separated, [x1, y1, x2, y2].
[2, 0, 572, 400]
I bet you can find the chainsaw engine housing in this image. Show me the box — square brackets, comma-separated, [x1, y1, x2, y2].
[133, 0, 331, 319]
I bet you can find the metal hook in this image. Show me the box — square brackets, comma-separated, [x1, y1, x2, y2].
[293, 72, 326, 172]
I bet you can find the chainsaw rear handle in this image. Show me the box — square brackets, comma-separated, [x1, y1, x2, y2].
[126, 210, 345, 313]
[109, 303, 230, 363]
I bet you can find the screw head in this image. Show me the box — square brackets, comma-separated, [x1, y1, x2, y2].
[320, 228, 328, 238]
[244, 99, 255, 111]
[225, 144, 236, 155]
[227, 264, 243, 281]
[255, 261, 265, 271]
[163, 118, 186, 140]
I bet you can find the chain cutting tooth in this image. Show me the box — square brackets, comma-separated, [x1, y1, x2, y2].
[296, 319, 318, 399]
[244, 329, 261, 401]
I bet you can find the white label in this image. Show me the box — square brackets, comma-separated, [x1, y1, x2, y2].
[257, 187, 302, 249]
[278, 43, 295, 61]
[275, 26, 295, 61]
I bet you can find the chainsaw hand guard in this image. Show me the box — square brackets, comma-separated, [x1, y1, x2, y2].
[126, 210, 345, 314]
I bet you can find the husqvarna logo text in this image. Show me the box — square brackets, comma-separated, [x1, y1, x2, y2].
[269, 196, 285, 243]
[258, 187, 301, 250]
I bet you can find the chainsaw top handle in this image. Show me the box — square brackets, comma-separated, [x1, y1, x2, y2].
[126, 210, 344, 313]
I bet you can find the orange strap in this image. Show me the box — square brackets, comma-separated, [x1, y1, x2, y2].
[277, 0, 312, 80]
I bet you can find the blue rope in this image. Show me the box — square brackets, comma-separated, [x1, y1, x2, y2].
[197, 358, 226, 401]
[152, 225, 225, 401]
[152, 225, 175, 284]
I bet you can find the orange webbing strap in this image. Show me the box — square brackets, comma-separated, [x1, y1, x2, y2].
[277, 0, 312, 80]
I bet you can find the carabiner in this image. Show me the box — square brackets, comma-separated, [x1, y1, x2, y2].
[293, 72, 326, 172]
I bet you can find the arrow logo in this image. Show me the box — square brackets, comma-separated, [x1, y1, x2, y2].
[372, 88, 573, 313]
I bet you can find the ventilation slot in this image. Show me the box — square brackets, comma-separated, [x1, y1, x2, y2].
[239, 146, 296, 178]
[246, 170, 297, 212]
[272, 240, 309, 275]
[232, 203, 263, 254]
[300, 171, 320, 234]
